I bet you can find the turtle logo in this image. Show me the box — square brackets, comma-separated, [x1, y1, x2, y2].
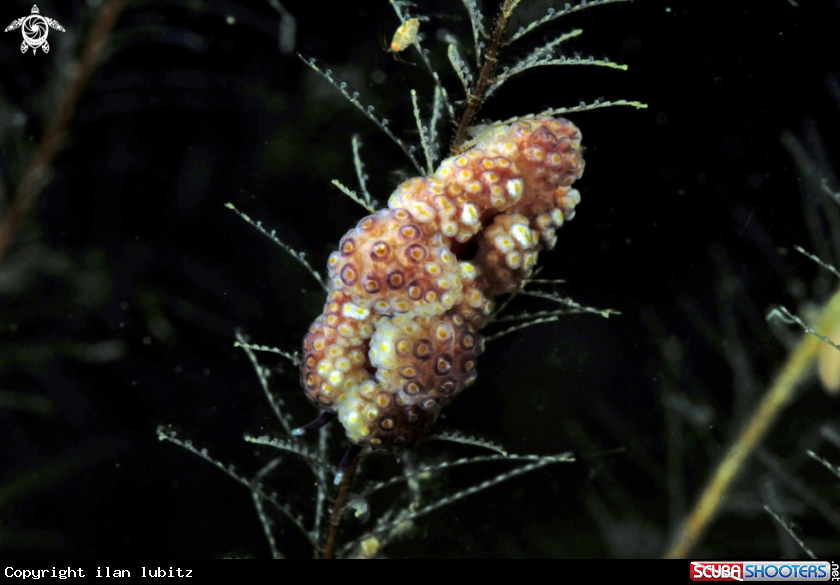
[5, 5, 65, 55]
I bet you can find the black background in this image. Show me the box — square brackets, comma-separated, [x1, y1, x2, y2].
[1, 0, 839, 559]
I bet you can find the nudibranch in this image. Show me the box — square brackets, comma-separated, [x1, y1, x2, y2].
[297, 117, 585, 457]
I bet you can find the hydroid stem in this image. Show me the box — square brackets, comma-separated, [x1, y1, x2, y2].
[664, 286, 840, 558]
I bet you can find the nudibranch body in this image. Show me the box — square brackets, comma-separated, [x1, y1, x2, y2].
[300, 117, 585, 453]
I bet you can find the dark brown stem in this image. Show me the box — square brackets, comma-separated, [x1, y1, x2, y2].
[320, 449, 364, 559]
[0, 0, 126, 265]
[450, 0, 518, 154]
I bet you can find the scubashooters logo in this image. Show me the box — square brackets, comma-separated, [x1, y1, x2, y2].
[691, 561, 837, 581]
[4, 5, 64, 54]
